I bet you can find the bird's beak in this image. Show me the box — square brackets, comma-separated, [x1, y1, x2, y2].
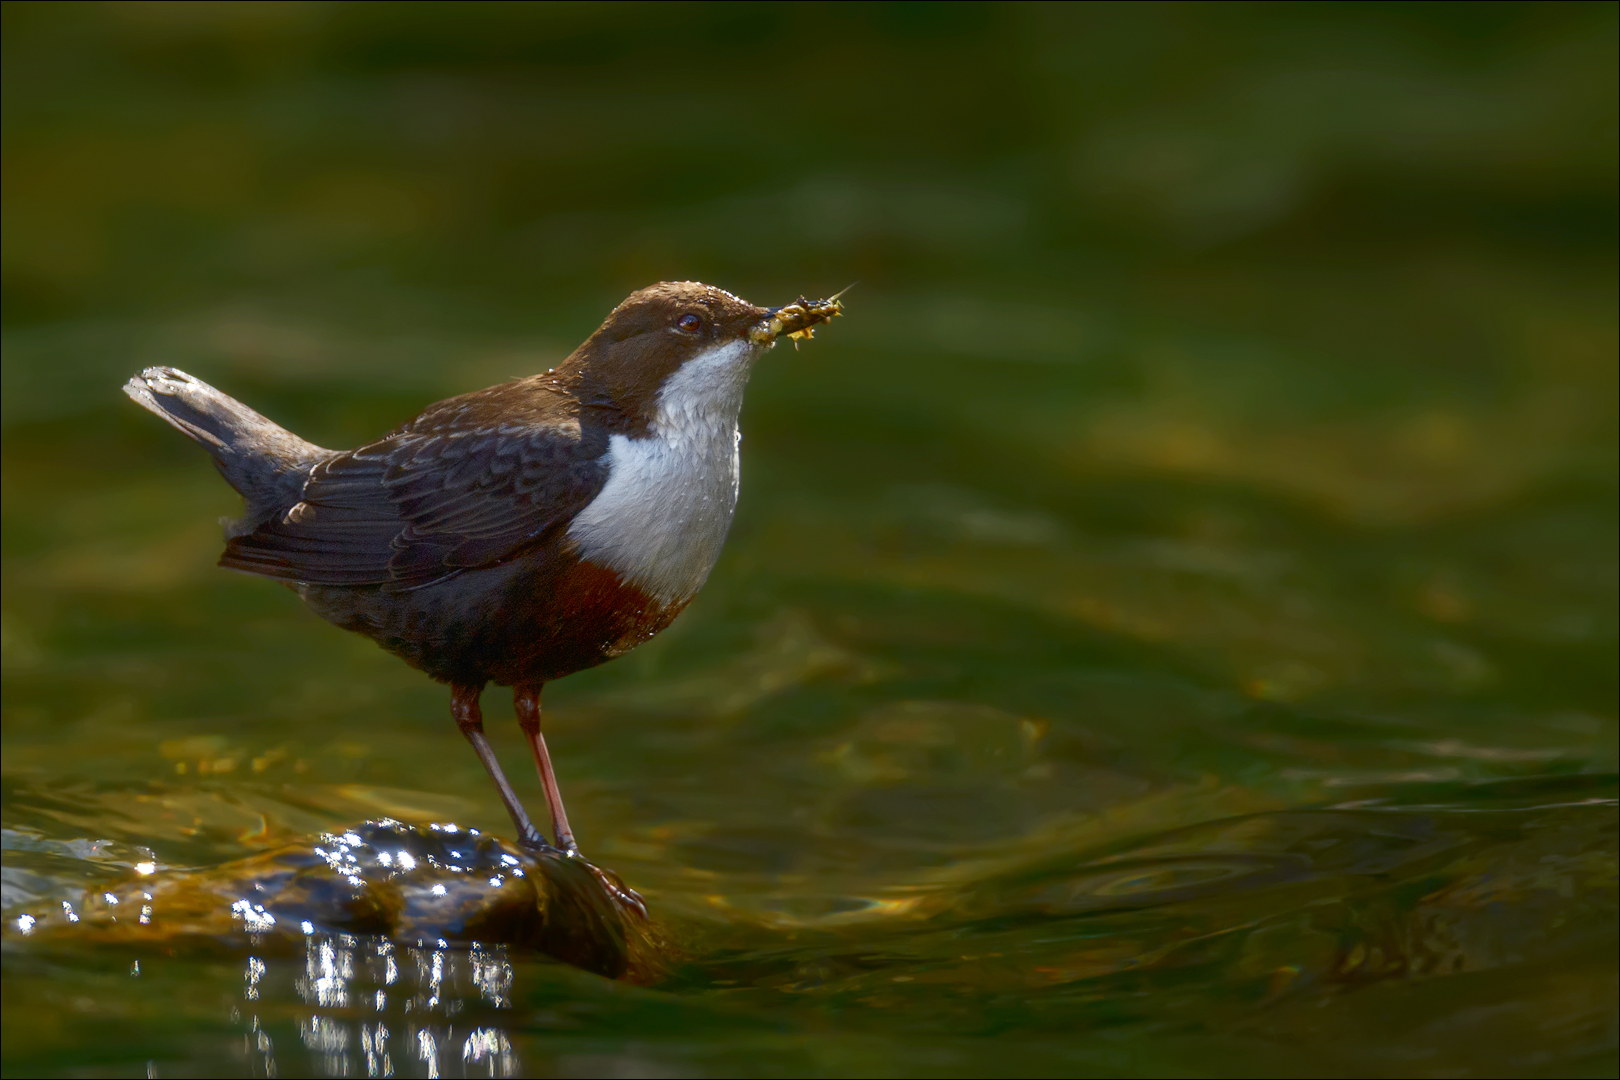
[749, 290, 847, 346]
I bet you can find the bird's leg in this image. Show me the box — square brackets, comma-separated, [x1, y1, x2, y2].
[516, 684, 646, 918]
[514, 683, 578, 855]
[451, 683, 549, 850]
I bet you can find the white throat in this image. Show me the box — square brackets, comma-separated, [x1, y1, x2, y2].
[565, 340, 758, 603]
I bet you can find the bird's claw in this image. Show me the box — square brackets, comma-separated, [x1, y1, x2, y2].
[582, 861, 648, 921]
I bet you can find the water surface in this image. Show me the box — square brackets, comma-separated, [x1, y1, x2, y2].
[3, 5, 1616, 1077]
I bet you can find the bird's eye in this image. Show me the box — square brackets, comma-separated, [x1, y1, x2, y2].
[676, 313, 703, 333]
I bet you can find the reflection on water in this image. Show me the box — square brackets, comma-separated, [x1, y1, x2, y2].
[276, 935, 519, 1079]
[4, 818, 628, 1077]
[2, 778, 1614, 1077]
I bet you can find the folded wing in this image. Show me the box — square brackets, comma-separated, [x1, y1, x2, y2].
[222, 416, 609, 591]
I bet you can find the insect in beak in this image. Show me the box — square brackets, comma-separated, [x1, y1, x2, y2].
[749, 288, 850, 347]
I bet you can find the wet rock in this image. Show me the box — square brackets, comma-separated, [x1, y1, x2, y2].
[46, 819, 661, 981]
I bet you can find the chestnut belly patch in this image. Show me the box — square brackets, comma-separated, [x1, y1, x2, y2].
[478, 555, 682, 686]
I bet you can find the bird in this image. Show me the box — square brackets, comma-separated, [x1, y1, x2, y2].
[124, 281, 842, 858]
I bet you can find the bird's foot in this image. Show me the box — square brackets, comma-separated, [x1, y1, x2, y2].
[512, 831, 646, 919]
[580, 861, 648, 921]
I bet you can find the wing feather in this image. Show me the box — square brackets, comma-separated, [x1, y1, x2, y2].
[221, 413, 608, 590]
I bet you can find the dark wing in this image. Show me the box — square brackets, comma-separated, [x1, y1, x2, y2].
[221, 419, 609, 591]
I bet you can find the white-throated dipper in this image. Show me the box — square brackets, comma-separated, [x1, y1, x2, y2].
[125, 282, 843, 857]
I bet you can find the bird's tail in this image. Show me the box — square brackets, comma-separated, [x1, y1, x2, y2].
[123, 366, 329, 524]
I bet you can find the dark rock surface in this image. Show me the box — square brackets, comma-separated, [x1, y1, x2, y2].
[58, 819, 661, 981]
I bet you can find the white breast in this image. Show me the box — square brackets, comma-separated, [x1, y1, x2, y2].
[564, 340, 758, 604]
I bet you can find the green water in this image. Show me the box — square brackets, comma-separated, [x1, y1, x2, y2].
[3, 4, 1616, 1076]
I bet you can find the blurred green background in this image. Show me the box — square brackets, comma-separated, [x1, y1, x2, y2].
[2, 3, 1616, 1077]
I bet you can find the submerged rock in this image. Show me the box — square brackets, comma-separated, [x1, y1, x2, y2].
[36, 819, 661, 981]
